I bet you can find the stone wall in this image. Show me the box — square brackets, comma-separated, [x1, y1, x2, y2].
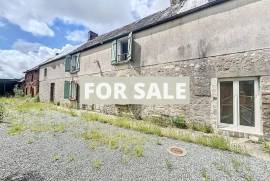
[261, 76, 270, 138]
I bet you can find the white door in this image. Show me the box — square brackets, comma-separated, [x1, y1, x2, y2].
[218, 78, 261, 134]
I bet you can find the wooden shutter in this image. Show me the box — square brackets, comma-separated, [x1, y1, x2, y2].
[111, 40, 117, 65]
[64, 81, 70, 99]
[65, 55, 71, 72]
[127, 32, 133, 61]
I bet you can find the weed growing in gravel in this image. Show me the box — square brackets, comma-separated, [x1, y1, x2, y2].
[88, 142, 99, 150]
[121, 155, 129, 165]
[213, 162, 232, 177]
[156, 140, 162, 145]
[27, 139, 34, 144]
[7, 121, 26, 136]
[201, 168, 209, 181]
[165, 159, 173, 171]
[81, 130, 104, 141]
[263, 142, 270, 154]
[133, 145, 144, 157]
[231, 159, 243, 172]
[68, 154, 76, 162]
[52, 154, 61, 161]
[92, 160, 102, 170]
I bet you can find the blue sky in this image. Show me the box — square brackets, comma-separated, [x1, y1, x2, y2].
[0, 0, 170, 79]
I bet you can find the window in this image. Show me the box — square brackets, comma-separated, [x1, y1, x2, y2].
[64, 81, 78, 100]
[111, 32, 133, 65]
[44, 68, 47, 77]
[65, 54, 80, 73]
[218, 78, 260, 134]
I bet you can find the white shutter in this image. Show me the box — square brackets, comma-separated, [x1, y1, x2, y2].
[127, 32, 133, 61]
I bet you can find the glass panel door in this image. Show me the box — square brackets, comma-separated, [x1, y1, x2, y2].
[239, 80, 255, 127]
[220, 81, 234, 124]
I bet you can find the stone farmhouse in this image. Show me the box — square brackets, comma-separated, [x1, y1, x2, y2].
[27, 0, 270, 139]
[24, 66, 39, 97]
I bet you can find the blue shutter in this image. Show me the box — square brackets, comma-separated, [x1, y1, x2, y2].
[111, 40, 117, 65]
[65, 55, 71, 72]
[127, 32, 133, 61]
[76, 53, 80, 71]
[64, 81, 70, 99]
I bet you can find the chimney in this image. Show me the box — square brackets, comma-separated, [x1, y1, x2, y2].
[88, 31, 98, 41]
[170, 0, 185, 6]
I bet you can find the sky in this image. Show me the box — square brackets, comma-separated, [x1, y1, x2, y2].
[0, 0, 170, 79]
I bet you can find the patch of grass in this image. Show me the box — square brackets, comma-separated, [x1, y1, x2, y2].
[81, 130, 104, 141]
[263, 142, 270, 154]
[68, 154, 76, 162]
[27, 139, 34, 144]
[88, 142, 99, 150]
[201, 168, 209, 181]
[231, 159, 242, 172]
[92, 159, 102, 170]
[28, 122, 66, 133]
[156, 140, 162, 145]
[133, 145, 144, 157]
[106, 137, 119, 150]
[213, 162, 232, 177]
[52, 123, 66, 133]
[7, 121, 26, 136]
[52, 154, 61, 161]
[165, 159, 173, 171]
[187, 121, 213, 134]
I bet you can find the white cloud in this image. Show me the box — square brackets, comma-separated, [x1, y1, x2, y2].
[0, 43, 75, 79]
[12, 39, 43, 53]
[66, 30, 88, 42]
[0, 0, 170, 36]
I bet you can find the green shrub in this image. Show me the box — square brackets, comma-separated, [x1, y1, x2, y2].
[0, 104, 5, 122]
[170, 116, 187, 129]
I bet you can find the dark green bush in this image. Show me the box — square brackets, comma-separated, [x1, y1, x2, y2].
[170, 116, 187, 129]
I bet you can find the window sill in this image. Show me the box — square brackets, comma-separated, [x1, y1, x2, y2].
[112, 59, 131, 65]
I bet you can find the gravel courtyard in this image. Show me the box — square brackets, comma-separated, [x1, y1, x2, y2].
[0, 99, 270, 181]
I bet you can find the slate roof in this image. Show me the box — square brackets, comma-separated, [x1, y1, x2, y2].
[71, 0, 226, 54]
[37, 0, 226, 67]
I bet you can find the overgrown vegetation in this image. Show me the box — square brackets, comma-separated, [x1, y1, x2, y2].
[81, 112, 246, 154]
[0, 103, 5, 122]
[165, 159, 173, 171]
[92, 159, 103, 170]
[263, 142, 270, 154]
[7, 121, 26, 135]
[201, 168, 209, 181]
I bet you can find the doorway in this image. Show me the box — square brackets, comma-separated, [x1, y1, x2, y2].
[50, 83, 55, 102]
[218, 78, 261, 134]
